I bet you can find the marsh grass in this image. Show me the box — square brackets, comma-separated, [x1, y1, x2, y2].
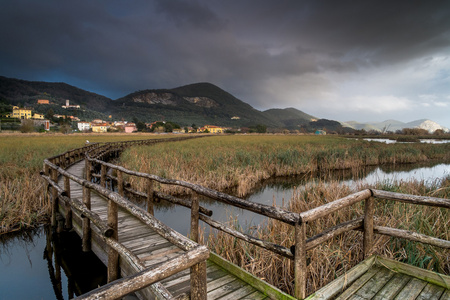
[207, 177, 450, 295]
[0, 133, 164, 233]
[119, 135, 449, 295]
[121, 135, 450, 196]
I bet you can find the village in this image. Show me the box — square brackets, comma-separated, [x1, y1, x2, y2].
[4, 99, 233, 134]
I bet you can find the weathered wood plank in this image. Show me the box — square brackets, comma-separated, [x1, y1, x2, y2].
[244, 291, 268, 300]
[334, 265, 381, 300]
[372, 272, 411, 300]
[439, 289, 450, 300]
[376, 256, 450, 289]
[307, 255, 376, 300]
[74, 245, 210, 300]
[393, 277, 427, 299]
[415, 283, 445, 300]
[216, 284, 255, 300]
[207, 275, 237, 292]
[209, 252, 296, 300]
[207, 279, 245, 300]
[352, 267, 395, 299]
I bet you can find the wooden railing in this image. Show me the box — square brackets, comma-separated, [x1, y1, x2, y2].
[41, 138, 450, 300]
[41, 137, 209, 299]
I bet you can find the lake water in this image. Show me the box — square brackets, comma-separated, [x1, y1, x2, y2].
[1, 161, 449, 299]
[362, 138, 450, 144]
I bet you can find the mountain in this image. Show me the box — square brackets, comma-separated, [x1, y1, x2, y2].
[262, 108, 316, 129]
[0, 75, 341, 129]
[342, 119, 449, 133]
[0, 76, 112, 111]
[111, 82, 282, 127]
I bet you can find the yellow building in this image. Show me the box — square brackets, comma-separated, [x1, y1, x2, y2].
[92, 123, 109, 133]
[33, 113, 45, 119]
[10, 106, 32, 119]
[203, 125, 224, 133]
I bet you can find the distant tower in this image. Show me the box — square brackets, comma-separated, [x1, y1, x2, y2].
[66, 100, 70, 106]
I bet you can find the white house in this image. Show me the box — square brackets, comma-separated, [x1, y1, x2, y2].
[77, 122, 91, 132]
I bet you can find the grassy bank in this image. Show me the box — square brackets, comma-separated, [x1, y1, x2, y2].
[118, 135, 449, 295]
[120, 135, 450, 196]
[0, 133, 165, 233]
[206, 177, 450, 295]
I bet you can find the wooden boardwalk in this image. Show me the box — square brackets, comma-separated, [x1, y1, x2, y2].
[308, 256, 449, 300]
[58, 161, 281, 300]
[43, 139, 449, 300]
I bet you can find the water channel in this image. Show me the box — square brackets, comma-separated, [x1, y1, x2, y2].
[1, 160, 449, 299]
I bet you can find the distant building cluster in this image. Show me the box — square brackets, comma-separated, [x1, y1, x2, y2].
[7, 106, 44, 120]
[5, 98, 234, 134]
[62, 100, 80, 109]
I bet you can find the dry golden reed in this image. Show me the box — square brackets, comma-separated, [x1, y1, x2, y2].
[121, 135, 450, 196]
[207, 178, 449, 296]
[0, 133, 164, 233]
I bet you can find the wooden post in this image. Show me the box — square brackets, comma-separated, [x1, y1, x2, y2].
[190, 192, 200, 242]
[85, 158, 92, 181]
[82, 185, 91, 252]
[294, 222, 307, 300]
[107, 198, 119, 282]
[43, 163, 50, 207]
[101, 164, 107, 188]
[147, 178, 154, 216]
[51, 168, 59, 227]
[64, 175, 72, 230]
[117, 170, 124, 197]
[363, 196, 375, 258]
[191, 261, 207, 300]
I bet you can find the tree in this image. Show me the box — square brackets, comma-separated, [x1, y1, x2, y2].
[255, 124, 267, 133]
[45, 108, 55, 120]
[19, 119, 35, 133]
[165, 123, 173, 132]
[136, 121, 146, 132]
[59, 124, 71, 134]
[434, 129, 445, 136]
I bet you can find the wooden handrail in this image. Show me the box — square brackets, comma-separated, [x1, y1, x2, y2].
[372, 189, 450, 208]
[87, 156, 300, 225]
[299, 189, 372, 223]
[74, 246, 209, 300]
[41, 138, 450, 300]
[44, 159, 199, 251]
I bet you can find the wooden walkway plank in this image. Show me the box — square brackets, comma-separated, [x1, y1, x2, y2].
[334, 265, 381, 300]
[352, 267, 395, 299]
[372, 273, 411, 300]
[244, 290, 269, 300]
[439, 289, 450, 300]
[416, 283, 445, 300]
[207, 275, 238, 292]
[208, 279, 246, 300]
[216, 283, 255, 300]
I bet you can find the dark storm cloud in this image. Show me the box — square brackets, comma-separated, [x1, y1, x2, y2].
[1, 1, 449, 126]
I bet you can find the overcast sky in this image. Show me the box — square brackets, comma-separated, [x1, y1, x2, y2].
[1, 1, 450, 127]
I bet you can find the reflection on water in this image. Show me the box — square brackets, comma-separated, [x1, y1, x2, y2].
[0, 226, 106, 300]
[1, 160, 449, 299]
[152, 161, 450, 236]
[361, 138, 450, 144]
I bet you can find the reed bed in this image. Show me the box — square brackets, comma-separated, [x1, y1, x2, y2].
[119, 135, 449, 296]
[120, 135, 450, 196]
[207, 177, 450, 296]
[0, 133, 163, 233]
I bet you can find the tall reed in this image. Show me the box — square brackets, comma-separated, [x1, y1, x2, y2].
[120, 135, 450, 196]
[0, 133, 163, 233]
[207, 177, 450, 296]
